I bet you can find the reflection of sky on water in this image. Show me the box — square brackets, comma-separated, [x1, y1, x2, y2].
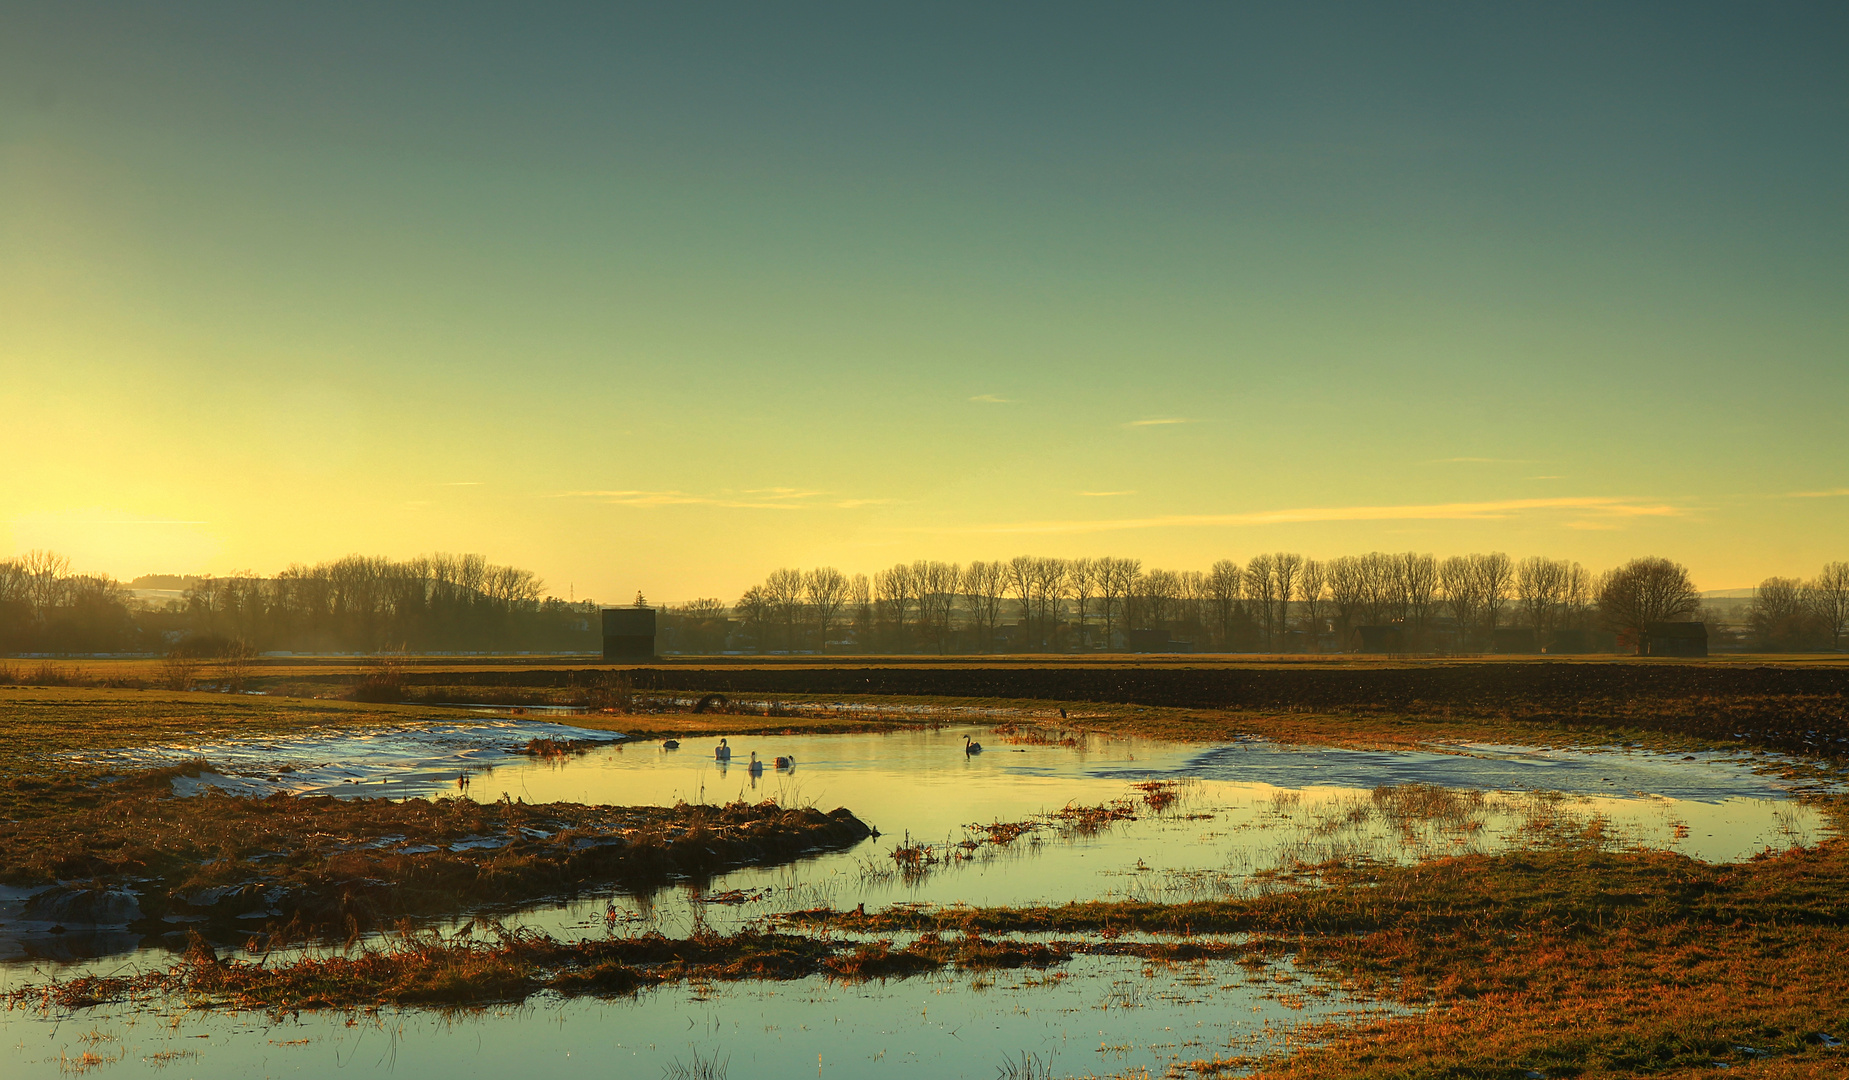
[1, 723, 1833, 1077]
[0, 954, 1379, 1080]
[454, 727, 1823, 942]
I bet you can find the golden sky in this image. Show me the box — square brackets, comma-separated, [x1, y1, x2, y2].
[4, 5, 1846, 600]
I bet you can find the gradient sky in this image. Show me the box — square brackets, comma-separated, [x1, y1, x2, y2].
[3, 2, 1846, 601]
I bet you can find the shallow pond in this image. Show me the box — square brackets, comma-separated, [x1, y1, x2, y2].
[2, 721, 1833, 1078]
[0, 952, 1377, 1080]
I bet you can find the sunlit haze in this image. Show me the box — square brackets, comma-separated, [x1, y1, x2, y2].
[4, 4, 1845, 602]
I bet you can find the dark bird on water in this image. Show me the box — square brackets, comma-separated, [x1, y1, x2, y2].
[964, 735, 983, 755]
[662, 739, 680, 750]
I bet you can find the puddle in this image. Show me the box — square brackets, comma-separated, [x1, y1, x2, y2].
[0, 952, 1381, 1080]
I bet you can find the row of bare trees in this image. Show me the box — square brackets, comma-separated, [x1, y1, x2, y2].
[0, 551, 136, 652]
[702, 551, 1725, 654]
[1746, 564, 1849, 651]
[0, 550, 597, 655]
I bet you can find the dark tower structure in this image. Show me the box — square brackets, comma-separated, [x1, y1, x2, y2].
[602, 607, 657, 660]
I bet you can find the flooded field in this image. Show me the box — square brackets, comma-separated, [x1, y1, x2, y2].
[1, 719, 1833, 1078]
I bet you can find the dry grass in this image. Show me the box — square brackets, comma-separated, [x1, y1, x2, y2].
[791, 823, 1849, 1078]
[5, 925, 1068, 1012]
[0, 772, 872, 936]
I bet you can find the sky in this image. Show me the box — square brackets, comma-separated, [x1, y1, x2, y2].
[3, 2, 1846, 602]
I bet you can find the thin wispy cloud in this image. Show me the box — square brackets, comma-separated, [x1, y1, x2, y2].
[969, 393, 1012, 404]
[1784, 487, 1849, 498]
[919, 496, 1682, 536]
[551, 488, 881, 511]
[1125, 418, 1195, 427]
[1080, 490, 1135, 497]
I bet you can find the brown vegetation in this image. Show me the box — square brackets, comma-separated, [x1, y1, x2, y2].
[0, 769, 871, 937]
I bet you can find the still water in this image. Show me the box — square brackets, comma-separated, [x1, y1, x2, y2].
[1, 722, 1830, 1078]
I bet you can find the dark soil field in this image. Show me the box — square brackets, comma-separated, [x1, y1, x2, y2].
[367, 660, 1849, 758]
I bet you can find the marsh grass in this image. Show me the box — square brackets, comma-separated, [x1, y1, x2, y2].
[6, 925, 1070, 1012]
[792, 827, 1849, 1078]
[0, 773, 872, 936]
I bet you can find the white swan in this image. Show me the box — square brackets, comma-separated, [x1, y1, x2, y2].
[714, 738, 731, 762]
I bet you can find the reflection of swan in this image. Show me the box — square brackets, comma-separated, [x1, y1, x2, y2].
[748, 751, 764, 775]
[964, 735, 983, 755]
[662, 739, 680, 750]
[774, 755, 795, 770]
[714, 738, 731, 761]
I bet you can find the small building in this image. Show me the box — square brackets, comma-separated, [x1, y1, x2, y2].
[1351, 625, 1404, 654]
[1491, 627, 1538, 654]
[1646, 621, 1708, 658]
[602, 607, 657, 661]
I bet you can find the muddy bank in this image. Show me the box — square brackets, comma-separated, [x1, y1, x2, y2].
[0, 768, 872, 944]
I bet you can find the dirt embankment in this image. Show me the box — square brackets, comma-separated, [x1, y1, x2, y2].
[370, 663, 1849, 757]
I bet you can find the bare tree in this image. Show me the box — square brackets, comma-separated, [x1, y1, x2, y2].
[1439, 555, 1480, 650]
[765, 567, 808, 652]
[1517, 556, 1570, 639]
[1809, 562, 1849, 651]
[1177, 569, 1208, 645]
[849, 573, 873, 649]
[1327, 555, 1365, 643]
[735, 585, 774, 652]
[18, 549, 71, 617]
[1564, 562, 1594, 629]
[1399, 553, 1439, 640]
[1748, 577, 1823, 651]
[1597, 556, 1700, 654]
[1031, 557, 1069, 649]
[1271, 553, 1303, 643]
[1098, 557, 1140, 649]
[1244, 555, 1277, 648]
[961, 561, 1008, 652]
[1006, 556, 1038, 649]
[874, 564, 914, 651]
[1141, 569, 1181, 630]
[1208, 558, 1243, 650]
[914, 560, 960, 653]
[1474, 552, 1515, 637]
[1300, 559, 1327, 644]
[805, 567, 850, 651]
[1068, 558, 1099, 649]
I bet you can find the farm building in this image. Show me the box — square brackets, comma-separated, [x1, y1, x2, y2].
[602, 607, 657, 660]
[1646, 621, 1708, 658]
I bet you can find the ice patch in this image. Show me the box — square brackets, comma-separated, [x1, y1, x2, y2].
[1096, 740, 1798, 802]
[62, 720, 628, 800]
